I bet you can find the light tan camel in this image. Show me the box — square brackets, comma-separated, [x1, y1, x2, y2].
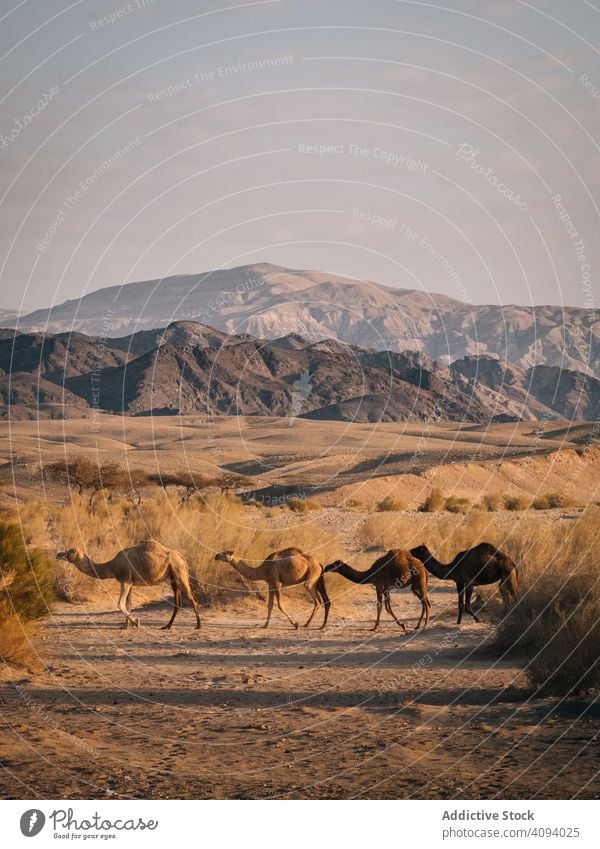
[215, 547, 330, 629]
[56, 539, 201, 629]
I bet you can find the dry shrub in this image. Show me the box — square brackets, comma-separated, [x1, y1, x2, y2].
[483, 492, 504, 512]
[503, 494, 531, 511]
[0, 521, 53, 670]
[488, 506, 600, 694]
[285, 498, 321, 514]
[444, 496, 470, 514]
[377, 496, 408, 512]
[532, 492, 578, 510]
[419, 487, 445, 513]
[0, 615, 37, 670]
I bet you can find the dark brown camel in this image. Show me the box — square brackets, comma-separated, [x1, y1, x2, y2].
[323, 549, 431, 631]
[410, 542, 519, 624]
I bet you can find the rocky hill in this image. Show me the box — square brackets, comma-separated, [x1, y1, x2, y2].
[5, 264, 599, 378]
[1, 321, 599, 422]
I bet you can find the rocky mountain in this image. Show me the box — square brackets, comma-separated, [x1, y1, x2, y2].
[1, 321, 599, 422]
[4, 264, 599, 378]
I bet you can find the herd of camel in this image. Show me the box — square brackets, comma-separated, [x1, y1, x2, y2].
[56, 538, 519, 631]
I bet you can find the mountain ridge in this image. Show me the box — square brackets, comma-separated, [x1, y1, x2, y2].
[3, 263, 599, 378]
[1, 320, 599, 423]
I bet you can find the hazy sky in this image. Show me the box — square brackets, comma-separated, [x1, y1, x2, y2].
[1, 0, 600, 312]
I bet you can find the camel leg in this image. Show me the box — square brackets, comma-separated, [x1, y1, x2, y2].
[161, 583, 182, 630]
[413, 589, 431, 630]
[456, 586, 465, 625]
[317, 574, 331, 629]
[262, 588, 275, 628]
[302, 582, 321, 628]
[370, 590, 383, 631]
[384, 592, 407, 632]
[464, 586, 480, 623]
[169, 562, 202, 629]
[178, 575, 202, 629]
[125, 586, 139, 627]
[274, 587, 299, 630]
[117, 583, 138, 628]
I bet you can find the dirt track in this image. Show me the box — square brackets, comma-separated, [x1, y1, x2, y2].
[1, 583, 598, 800]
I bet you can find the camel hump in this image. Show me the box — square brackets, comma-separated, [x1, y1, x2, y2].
[136, 539, 168, 553]
[267, 547, 305, 561]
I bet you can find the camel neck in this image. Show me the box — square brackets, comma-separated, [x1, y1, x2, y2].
[334, 563, 370, 584]
[422, 554, 452, 579]
[75, 554, 113, 580]
[229, 559, 264, 581]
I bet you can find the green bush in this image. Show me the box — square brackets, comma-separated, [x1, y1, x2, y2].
[376, 496, 408, 512]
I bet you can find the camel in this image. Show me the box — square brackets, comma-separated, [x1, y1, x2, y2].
[215, 547, 330, 629]
[56, 539, 201, 629]
[324, 549, 431, 631]
[409, 542, 519, 624]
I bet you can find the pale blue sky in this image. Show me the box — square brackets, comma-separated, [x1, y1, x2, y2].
[1, 0, 600, 311]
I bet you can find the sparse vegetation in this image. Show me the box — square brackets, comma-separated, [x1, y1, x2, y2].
[419, 487, 445, 513]
[503, 494, 531, 511]
[444, 495, 471, 514]
[482, 492, 504, 512]
[488, 506, 600, 694]
[0, 521, 53, 669]
[532, 492, 578, 510]
[376, 496, 408, 512]
[285, 497, 321, 514]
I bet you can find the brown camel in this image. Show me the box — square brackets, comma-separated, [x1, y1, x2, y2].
[324, 549, 431, 631]
[410, 542, 519, 624]
[56, 539, 201, 629]
[215, 547, 330, 629]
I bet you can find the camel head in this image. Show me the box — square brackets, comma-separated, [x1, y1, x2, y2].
[409, 545, 431, 563]
[215, 550, 238, 564]
[56, 548, 80, 563]
[323, 559, 347, 574]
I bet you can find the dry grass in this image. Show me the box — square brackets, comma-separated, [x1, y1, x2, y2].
[488, 506, 600, 693]
[419, 487, 445, 512]
[8, 491, 341, 609]
[0, 521, 53, 670]
[285, 498, 321, 514]
[376, 496, 408, 512]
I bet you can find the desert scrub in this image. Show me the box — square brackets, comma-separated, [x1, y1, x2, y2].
[488, 507, 600, 694]
[285, 498, 321, 514]
[503, 494, 531, 511]
[376, 496, 408, 512]
[482, 492, 504, 512]
[0, 521, 53, 670]
[444, 496, 470, 514]
[532, 492, 578, 510]
[419, 487, 445, 513]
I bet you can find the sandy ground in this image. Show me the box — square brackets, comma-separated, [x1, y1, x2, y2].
[1, 581, 598, 800]
[1, 416, 599, 509]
